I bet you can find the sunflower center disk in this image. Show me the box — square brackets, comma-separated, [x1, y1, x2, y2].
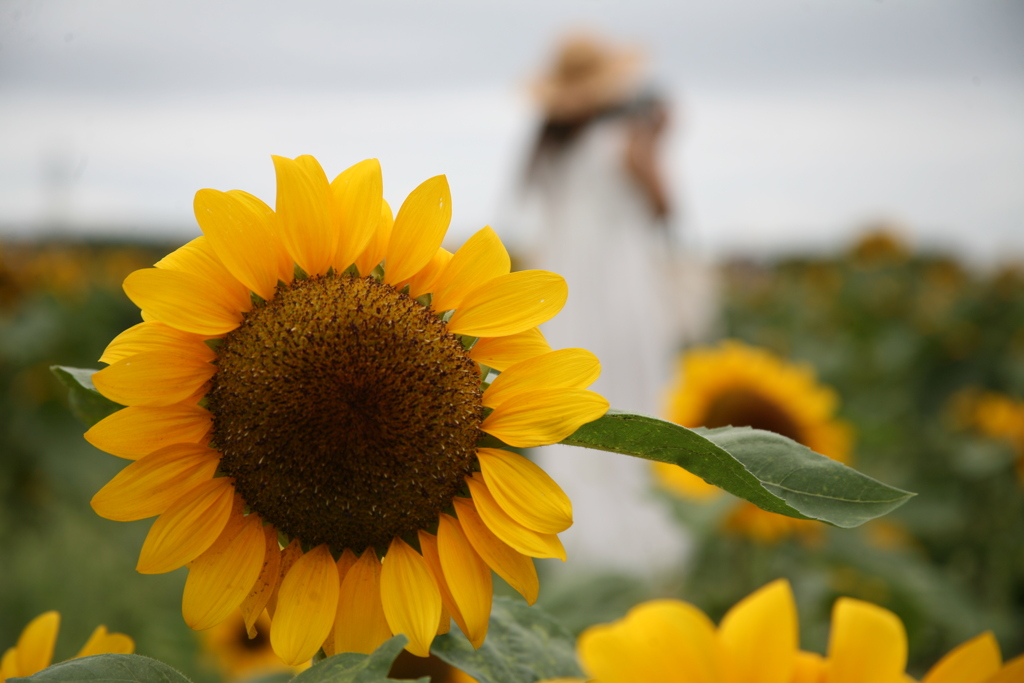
[703, 389, 804, 443]
[208, 275, 483, 551]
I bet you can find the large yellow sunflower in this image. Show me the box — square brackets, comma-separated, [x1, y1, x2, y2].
[85, 155, 608, 665]
[1, 611, 133, 682]
[653, 340, 852, 542]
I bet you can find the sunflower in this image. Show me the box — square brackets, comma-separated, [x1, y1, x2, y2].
[950, 389, 1024, 484]
[200, 610, 306, 680]
[84, 155, 608, 665]
[653, 340, 852, 542]
[1, 611, 133, 682]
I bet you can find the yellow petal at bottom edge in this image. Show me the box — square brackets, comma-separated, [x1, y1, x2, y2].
[438, 513, 493, 648]
[270, 545, 340, 666]
[826, 598, 907, 683]
[15, 611, 60, 677]
[380, 538, 442, 657]
[986, 654, 1024, 683]
[333, 548, 393, 655]
[921, 631, 1001, 683]
[75, 626, 135, 658]
[718, 579, 798, 683]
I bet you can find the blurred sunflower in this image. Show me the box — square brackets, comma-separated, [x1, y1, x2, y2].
[85, 155, 608, 665]
[950, 389, 1024, 483]
[1, 611, 133, 682]
[653, 340, 852, 542]
[200, 610, 306, 680]
[388, 651, 477, 682]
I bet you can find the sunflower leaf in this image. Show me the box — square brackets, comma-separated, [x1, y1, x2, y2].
[559, 410, 914, 528]
[12, 653, 191, 683]
[431, 596, 582, 683]
[289, 635, 422, 683]
[50, 365, 123, 428]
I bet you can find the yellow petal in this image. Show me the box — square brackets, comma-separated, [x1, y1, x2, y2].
[270, 545, 340, 666]
[15, 611, 59, 677]
[323, 549, 360, 657]
[333, 548, 393, 655]
[793, 651, 826, 683]
[331, 159, 384, 271]
[483, 349, 601, 409]
[577, 599, 722, 683]
[476, 448, 572, 534]
[418, 531, 468, 639]
[481, 388, 609, 448]
[437, 513, 493, 648]
[123, 268, 243, 337]
[354, 200, 394, 276]
[195, 188, 291, 301]
[183, 511, 266, 630]
[92, 352, 215, 407]
[826, 598, 907, 683]
[267, 539, 304, 618]
[100, 322, 215, 366]
[75, 625, 135, 658]
[273, 155, 337, 277]
[431, 226, 511, 312]
[154, 237, 253, 314]
[91, 443, 220, 521]
[137, 477, 235, 574]
[453, 496, 538, 604]
[2, 647, 20, 681]
[719, 579, 798, 683]
[241, 524, 282, 639]
[469, 328, 553, 372]
[921, 631, 1001, 683]
[380, 538, 442, 657]
[383, 175, 452, 286]
[85, 404, 212, 460]
[404, 247, 452, 299]
[446, 270, 567, 338]
[465, 474, 565, 560]
[986, 654, 1024, 683]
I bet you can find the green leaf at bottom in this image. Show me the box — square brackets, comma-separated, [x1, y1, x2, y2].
[14, 654, 191, 683]
[291, 636, 421, 683]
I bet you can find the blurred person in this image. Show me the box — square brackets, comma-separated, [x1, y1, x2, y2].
[507, 32, 700, 575]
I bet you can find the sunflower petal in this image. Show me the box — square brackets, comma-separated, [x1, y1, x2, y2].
[331, 159, 384, 271]
[137, 477, 235, 574]
[85, 405, 212, 460]
[333, 548, 393, 655]
[483, 348, 601, 409]
[74, 626, 135, 658]
[453, 496, 538, 604]
[323, 549, 361, 657]
[241, 524, 282, 638]
[465, 474, 565, 560]
[447, 270, 567, 338]
[354, 200, 394, 276]
[124, 268, 243, 337]
[92, 352, 215, 408]
[438, 513, 493, 648]
[15, 611, 59, 676]
[719, 579, 798, 683]
[987, 654, 1024, 683]
[91, 443, 220, 521]
[100, 322, 215, 366]
[155, 237, 252, 313]
[430, 226, 510, 312]
[183, 511, 266, 630]
[793, 651, 826, 683]
[418, 531, 467, 639]
[469, 328, 552, 372]
[404, 247, 452, 299]
[273, 155, 337, 277]
[383, 175, 452, 285]
[267, 539, 303, 618]
[481, 388, 609, 448]
[826, 598, 907, 683]
[195, 188, 291, 301]
[380, 538, 442, 657]
[476, 448, 572, 534]
[2, 647, 20, 681]
[921, 631, 1001, 683]
[270, 545, 340, 666]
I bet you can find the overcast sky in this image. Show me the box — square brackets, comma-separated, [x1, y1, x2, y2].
[1, 0, 1022, 260]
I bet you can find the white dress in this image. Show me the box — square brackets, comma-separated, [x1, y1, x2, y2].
[511, 115, 689, 577]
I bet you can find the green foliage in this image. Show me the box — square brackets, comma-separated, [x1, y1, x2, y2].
[13, 654, 191, 683]
[561, 411, 912, 527]
[291, 636, 422, 683]
[50, 366, 121, 427]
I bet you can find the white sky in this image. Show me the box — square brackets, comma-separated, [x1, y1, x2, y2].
[1, 0, 1022, 261]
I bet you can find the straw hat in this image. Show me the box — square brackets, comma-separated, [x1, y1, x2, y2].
[531, 32, 645, 122]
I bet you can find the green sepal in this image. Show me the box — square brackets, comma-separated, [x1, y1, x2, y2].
[431, 596, 583, 683]
[50, 365, 122, 428]
[559, 410, 914, 528]
[12, 653, 191, 683]
[290, 635, 423, 683]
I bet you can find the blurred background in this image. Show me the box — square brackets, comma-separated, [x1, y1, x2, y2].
[2, 0, 1023, 680]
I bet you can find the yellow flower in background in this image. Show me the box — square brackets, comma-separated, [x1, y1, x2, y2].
[200, 610, 306, 680]
[653, 340, 853, 542]
[951, 389, 1024, 484]
[0, 611, 133, 682]
[85, 155, 608, 665]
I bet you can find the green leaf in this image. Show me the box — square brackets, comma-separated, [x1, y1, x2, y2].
[560, 410, 914, 528]
[290, 635, 421, 683]
[50, 365, 122, 427]
[13, 654, 191, 683]
[431, 596, 582, 683]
